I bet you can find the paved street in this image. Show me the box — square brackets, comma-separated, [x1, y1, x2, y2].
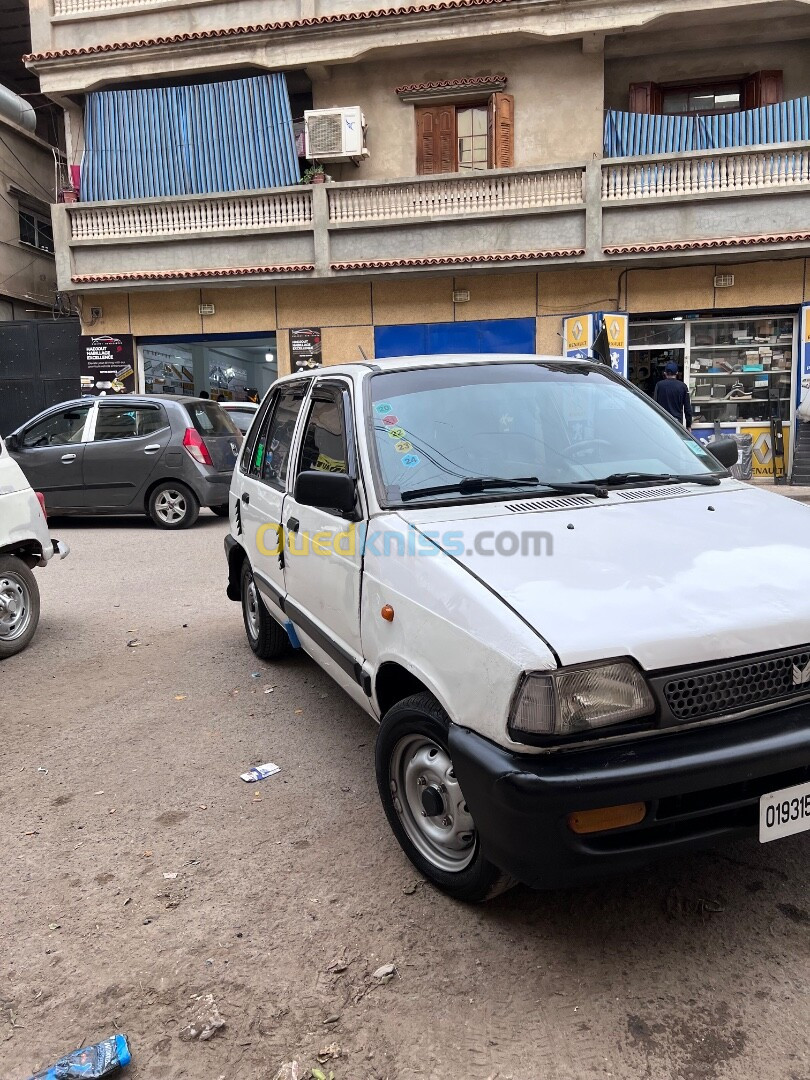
[2, 514, 809, 1080]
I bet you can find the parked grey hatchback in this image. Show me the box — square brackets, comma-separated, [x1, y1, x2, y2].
[5, 396, 242, 529]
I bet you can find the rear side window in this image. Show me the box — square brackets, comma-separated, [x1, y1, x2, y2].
[184, 401, 240, 436]
[250, 383, 308, 489]
[94, 404, 167, 440]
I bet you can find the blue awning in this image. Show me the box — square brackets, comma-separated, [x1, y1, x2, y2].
[604, 96, 810, 157]
[81, 74, 300, 201]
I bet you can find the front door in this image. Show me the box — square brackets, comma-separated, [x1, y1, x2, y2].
[281, 378, 364, 682]
[83, 401, 172, 507]
[12, 402, 92, 510]
[238, 381, 309, 617]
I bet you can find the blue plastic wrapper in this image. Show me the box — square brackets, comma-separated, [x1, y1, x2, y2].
[27, 1034, 131, 1079]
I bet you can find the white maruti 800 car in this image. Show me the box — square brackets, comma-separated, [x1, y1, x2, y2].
[225, 354, 810, 901]
[0, 434, 69, 658]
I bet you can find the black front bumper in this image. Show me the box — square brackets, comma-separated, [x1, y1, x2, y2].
[448, 703, 810, 889]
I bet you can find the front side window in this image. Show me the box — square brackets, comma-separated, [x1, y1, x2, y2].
[250, 383, 308, 488]
[22, 405, 91, 448]
[19, 208, 54, 253]
[94, 404, 166, 440]
[298, 390, 348, 476]
[367, 362, 724, 505]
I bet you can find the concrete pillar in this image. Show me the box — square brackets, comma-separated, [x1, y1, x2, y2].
[311, 183, 331, 276]
[191, 343, 207, 394]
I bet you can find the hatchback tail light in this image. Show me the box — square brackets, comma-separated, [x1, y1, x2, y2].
[183, 427, 213, 466]
[35, 491, 47, 519]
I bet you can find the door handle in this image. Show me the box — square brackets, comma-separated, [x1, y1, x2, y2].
[61, 453, 76, 463]
[144, 444, 161, 454]
[286, 517, 300, 533]
[241, 492, 250, 505]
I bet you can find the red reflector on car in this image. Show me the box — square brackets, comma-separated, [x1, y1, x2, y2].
[182, 427, 213, 466]
[35, 491, 47, 519]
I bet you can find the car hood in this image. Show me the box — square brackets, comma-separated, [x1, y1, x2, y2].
[400, 484, 810, 670]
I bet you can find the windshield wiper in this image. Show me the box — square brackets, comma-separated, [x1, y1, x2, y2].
[589, 471, 722, 488]
[400, 476, 609, 502]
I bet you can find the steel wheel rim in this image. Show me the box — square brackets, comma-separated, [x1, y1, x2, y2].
[155, 489, 187, 524]
[389, 733, 476, 873]
[0, 572, 33, 641]
[244, 574, 260, 640]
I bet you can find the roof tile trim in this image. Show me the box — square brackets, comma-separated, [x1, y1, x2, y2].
[25, 0, 519, 62]
[71, 265, 314, 283]
[605, 232, 810, 255]
[395, 74, 507, 95]
[331, 249, 584, 270]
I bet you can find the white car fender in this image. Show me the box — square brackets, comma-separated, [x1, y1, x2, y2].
[361, 514, 554, 748]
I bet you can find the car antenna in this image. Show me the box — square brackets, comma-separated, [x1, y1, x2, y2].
[358, 346, 369, 361]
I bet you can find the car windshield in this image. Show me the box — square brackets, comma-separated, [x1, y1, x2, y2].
[367, 361, 725, 504]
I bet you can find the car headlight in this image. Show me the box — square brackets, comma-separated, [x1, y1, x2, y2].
[510, 661, 655, 739]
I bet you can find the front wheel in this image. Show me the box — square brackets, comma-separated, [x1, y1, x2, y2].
[0, 556, 40, 659]
[148, 482, 199, 530]
[375, 692, 515, 902]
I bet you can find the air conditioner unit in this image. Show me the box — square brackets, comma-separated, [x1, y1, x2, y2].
[304, 107, 368, 162]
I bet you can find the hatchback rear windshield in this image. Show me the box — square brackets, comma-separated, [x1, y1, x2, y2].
[184, 401, 240, 436]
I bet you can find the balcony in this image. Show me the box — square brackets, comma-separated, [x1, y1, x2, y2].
[52, 146, 810, 292]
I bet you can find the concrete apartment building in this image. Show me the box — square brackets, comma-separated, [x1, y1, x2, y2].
[22, 0, 810, 473]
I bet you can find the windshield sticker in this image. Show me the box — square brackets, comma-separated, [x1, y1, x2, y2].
[395, 440, 413, 453]
[374, 402, 393, 416]
[388, 427, 405, 439]
[687, 442, 710, 456]
[401, 453, 420, 468]
[255, 442, 265, 469]
[382, 415, 399, 427]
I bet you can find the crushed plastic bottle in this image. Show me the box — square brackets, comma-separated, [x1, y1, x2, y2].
[27, 1034, 131, 1079]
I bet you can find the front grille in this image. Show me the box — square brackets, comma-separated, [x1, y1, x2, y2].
[663, 645, 810, 721]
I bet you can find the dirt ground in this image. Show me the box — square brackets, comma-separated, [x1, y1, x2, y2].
[2, 513, 810, 1080]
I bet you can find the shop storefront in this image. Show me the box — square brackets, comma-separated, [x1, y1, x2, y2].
[629, 312, 797, 478]
[136, 332, 278, 401]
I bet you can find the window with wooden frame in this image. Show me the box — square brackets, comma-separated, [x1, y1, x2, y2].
[629, 71, 783, 115]
[415, 93, 514, 175]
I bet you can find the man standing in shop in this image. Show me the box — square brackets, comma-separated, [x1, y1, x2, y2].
[654, 362, 692, 431]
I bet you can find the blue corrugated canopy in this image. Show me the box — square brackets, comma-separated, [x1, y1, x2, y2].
[604, 96, 810, 156]
[81, 74, 300, 200]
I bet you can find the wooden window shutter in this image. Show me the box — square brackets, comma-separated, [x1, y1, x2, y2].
[628, 82, 663, 114]
[742, 70, 783, 109]
[415, 105, 456, 175]
[488, 92, 514, 169]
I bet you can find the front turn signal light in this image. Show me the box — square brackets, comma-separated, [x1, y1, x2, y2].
[568, 802, 647, 835]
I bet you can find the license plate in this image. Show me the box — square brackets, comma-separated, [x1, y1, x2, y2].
[759, 780, 810, 843]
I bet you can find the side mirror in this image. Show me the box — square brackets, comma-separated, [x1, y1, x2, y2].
[5, 432, 19, 451]
[295, 470, 357, 514]
[707, 436, 738, 469]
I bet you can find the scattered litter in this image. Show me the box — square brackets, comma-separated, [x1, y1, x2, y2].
[27, 1033, 131, 1080]
[182, 623, 188, 628]
[123, 898, 131, 906]
[322, 1014, 340, 1026]
[126, 640, 141, 648]
[240, 762, 281, 783]
[37, 767, 48, 775]
[48, 923, 61, 930]
[174, 695, 187, 701]
[294, 709, 303, 716]
[373, 963, 397, 983]
[142, 851, 153, 858]
[198, 804, 207, 810]
[250, 672, 261, 679]
[162, 872, 178, 880]
[311, 1070, 335, 1080]
[94, 790, 105, 795]
[264, 686, 276, 694]
[271, 1063, 300, 1080]
[180, 994, 225, 1042]
[108, 808, 116, 815]
[317, 1044, 343, 1063]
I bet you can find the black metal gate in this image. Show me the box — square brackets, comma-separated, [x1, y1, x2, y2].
[0, 318, 80, 435]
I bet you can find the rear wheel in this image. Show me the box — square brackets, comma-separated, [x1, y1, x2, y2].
[375, 692, 515, 902]
[0, 556, 40, 659]
[148, 482, 199, 530]
[241, 561, 291, 660]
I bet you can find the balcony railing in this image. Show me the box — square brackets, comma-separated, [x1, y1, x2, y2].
[329, 168, 585, 223]
[602, 142, 810, 200]
[68, 188, 312, 241]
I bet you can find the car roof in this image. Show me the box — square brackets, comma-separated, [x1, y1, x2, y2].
[274, 354, 595, 383]
[221, 400, 258, 408]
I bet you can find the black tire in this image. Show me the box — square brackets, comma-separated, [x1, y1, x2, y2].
[147, 482, 200, 530]
[211, 504, 230, 518]
[375, 692, 515, 903]
[240, 560, 291, 660]
[0, 555, 40, 659]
